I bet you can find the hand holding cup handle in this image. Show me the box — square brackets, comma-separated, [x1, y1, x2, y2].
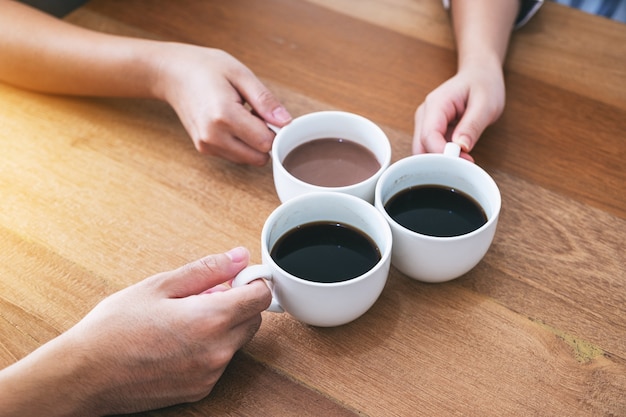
[374, 142, 501, 282]
[232, 265, 284, 313]
[232, 192, 392, 327]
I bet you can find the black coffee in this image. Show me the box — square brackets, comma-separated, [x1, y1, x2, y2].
[385, 185, 487, 237]
[270, 221, 381, 283]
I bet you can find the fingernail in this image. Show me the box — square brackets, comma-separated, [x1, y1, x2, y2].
[226, 247, 248, 263]
[453, 134, 471, 153]
[272, 106, 292, 124]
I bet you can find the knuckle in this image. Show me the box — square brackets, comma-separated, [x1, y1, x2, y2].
[249, 314, 263, 336]
[254, 88, 278, 108]
[208, 348, 235, 371]
[249, 153, 270, 166]
[184, 256, 221, 278]
[463, 120, 483, 137]
[195, 140, 218, 156]
[193, 126, 225, 155]
[199, 256, 220, 274]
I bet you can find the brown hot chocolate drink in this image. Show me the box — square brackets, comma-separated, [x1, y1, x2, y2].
[282, 138, 381, 187]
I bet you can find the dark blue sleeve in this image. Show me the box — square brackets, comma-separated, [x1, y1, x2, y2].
[515, 0, 545, 28]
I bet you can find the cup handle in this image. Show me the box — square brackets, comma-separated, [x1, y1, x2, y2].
[266, 123, 281, 134]
[266, 123, 281, 158]
[233, 264, 284, 313]
[444, 142, 461, 158]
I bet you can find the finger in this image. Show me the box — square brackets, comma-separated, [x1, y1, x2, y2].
[228, 311, 263, 350]
[198, 312, 263, 382]
[184, 312, 263, 400]
[412, 104, 427, 154]
[450, 94, 499, 154]
[414, 99, 454, 155]
[227, 104, 277, 154]
[206, 279, 272, 326]
[228, 65, 292, 128]
[190, 98, 272, 165]
[152, 247, 251, 298]
[458, 150, 475, 163]
[197, 127, 270, 166]
[201, 283, 231, 294]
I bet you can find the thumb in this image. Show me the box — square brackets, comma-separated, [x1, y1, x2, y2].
[450, 96, 501, 154]
[451, 94, 503, 153]
[450, 114, 485, 155]
[156, 247, 250, 298]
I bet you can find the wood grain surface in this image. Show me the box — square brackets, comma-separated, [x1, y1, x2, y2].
[1, 0, 624, 416]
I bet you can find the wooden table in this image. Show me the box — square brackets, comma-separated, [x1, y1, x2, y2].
[1, 0, 625, 415]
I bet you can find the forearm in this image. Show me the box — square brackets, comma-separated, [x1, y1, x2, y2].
[0, 333, 99, 417]
[450, 0, 519, 70]
[0, 0, 162, 99]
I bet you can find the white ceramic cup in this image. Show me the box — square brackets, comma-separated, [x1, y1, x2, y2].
[374, 143, 501, 283]
[233, 192, 392, 327]
[270, 111, 391, 203]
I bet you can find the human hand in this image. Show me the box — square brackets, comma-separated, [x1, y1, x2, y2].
[49, 247, 270, 416]
[153, 43, 292, 165]
[413, 62, 506, 163]
[75, 247, 271, 414]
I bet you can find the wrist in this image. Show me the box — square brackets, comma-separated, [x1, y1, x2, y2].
[450, 0, 518, 70]
[137, 41, 171, 102]
[140, 41, 189, 104]
[457, 50, 504, 75]
[0, 333, 100, 417]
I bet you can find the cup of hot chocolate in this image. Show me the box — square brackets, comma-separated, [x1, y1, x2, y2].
[233, 191, 392, 327]
[374, 143, 501, 283]
[270, 111, 391, 203]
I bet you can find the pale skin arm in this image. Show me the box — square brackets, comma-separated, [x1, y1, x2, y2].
[413, 0, 519, 162]
[0, 1, 291, 165]
[0, 247, 272, 416]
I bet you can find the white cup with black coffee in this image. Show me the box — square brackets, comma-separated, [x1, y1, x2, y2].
[270, 111, 391, 203]
[233, 192, 392, 327]
[374, 143, 501, 283]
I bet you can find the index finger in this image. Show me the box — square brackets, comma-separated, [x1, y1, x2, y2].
[413, 102, 449, 155]
[205, 279, 272, 326]
[228, 66, 291, 128]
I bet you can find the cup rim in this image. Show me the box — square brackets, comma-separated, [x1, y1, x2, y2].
[374, 153, 501, 241]
[271, 111, 392, 191]
[262, 191, 393, 287]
